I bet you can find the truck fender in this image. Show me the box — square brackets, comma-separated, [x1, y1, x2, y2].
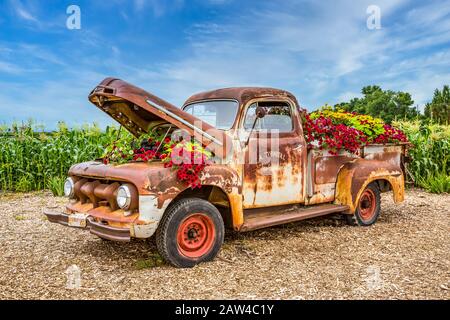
[138, 165, 243, 236]
[334, 158, 405, 214]
[197, 165, 244, 229]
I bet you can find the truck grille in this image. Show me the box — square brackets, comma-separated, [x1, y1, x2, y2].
[73, 178, 122, 211]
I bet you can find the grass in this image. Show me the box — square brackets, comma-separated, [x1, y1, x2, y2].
[416, 173, 450, 194]
[47, 176, 66, 197]
[135, 254, 165, 269]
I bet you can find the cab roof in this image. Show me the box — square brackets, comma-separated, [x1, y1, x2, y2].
[184, 87, 299, 107]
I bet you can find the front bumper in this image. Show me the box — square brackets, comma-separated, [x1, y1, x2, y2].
[44, 210, 131, 242]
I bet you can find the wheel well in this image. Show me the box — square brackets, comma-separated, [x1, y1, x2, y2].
[168, 186, 233, 228]
[373, 179, 393, 193]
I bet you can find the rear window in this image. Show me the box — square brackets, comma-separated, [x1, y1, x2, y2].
[183, 100, 238, 130]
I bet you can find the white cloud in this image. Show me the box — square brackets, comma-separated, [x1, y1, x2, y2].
[2, 0, 449, 127]
[9, 0, 39, 24]
[0, 76, 114, 129]
[18, 44, 67, 66]
[336, 91, 363, 103]
[143, 0, 448, 110]
[0, 60, 24, 74]
[6, 0, 69, 32]
[132, 0, 185, 17]
[16, 7, 37, 22]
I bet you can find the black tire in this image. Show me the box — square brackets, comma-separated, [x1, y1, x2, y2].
[156, 197, 224, 268]
[345, 182, 381, 226]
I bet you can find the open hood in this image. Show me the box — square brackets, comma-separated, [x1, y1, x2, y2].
[88, 78, 230, 157]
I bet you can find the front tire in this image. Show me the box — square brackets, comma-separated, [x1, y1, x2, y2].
[156, 198, 224, 268]
[345, 182, 381, 226]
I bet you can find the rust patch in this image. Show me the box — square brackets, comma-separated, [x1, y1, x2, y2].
[70, 161, 167, 195]
[184, 87, 300, 110]
[334, 157, 405, 213]
[313, 154, 356, 185]
[66, 201, 138, 228]
[242, 128, 306, 208]
[229, 193, 244, 230]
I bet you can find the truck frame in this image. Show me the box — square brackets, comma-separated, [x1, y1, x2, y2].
[44, 78, 407, 267]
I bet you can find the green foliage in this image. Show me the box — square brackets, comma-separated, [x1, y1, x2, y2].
[102, 128, 135, 164]
[0, 121, 119, 195]
[424, 85, 450, 125]
[393, 120, 450, 193]
[335, 85, 420, 123]
[47, 176, 66, 197]
[135, 254, 165, 269]
[1, 118, 448, 195]
[416, 173, 450, 194]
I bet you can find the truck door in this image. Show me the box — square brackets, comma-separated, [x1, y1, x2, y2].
[240, 100, 306, 209]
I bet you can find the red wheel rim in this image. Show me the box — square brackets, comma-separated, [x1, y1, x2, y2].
[358, 189, 376, 222]
[177, 213, 215, 258]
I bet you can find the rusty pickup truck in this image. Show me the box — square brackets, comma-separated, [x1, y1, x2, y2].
[44, 78, 407, 267]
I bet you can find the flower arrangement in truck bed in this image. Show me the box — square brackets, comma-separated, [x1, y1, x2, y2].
[303, 106, 408, 155]
[102, 131, 212, 189]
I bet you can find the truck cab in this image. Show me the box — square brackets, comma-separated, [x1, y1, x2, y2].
[45, 78, 406, 267]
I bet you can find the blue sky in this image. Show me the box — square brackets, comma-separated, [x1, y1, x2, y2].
[0, 0, 449, 129]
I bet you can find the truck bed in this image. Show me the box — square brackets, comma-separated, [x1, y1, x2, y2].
[306, 143, 407, 205]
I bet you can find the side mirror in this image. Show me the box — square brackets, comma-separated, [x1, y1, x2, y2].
[244, 106, 266, 147]
[255, 106, 266, 119]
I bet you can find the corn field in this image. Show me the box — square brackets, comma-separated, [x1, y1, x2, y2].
[393, 120, 450, 193]
[0, 120, 449, 195]
[0, 122, 121, 195]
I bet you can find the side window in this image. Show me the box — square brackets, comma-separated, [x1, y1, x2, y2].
[243, 102, 293, 132]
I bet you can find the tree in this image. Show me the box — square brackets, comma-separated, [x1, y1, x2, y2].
[335, 85, 419, 123]
[424, 85, 450, 124]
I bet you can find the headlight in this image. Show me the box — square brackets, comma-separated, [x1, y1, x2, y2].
[116, 185, 132, 210]
[64, 178, 75, 198]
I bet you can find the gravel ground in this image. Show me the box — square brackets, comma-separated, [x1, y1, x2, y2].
[0, 189, 448, 300]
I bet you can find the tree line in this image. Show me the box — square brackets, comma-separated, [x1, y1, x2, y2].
[334, 85, 449, 124]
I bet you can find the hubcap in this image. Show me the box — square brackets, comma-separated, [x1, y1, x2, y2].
[177, 213, 215, 258]
[358, 189, 376, 221]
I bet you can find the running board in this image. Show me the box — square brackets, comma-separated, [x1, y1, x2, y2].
[240, 203, 349, 232]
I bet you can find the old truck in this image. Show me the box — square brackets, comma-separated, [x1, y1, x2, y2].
[44, 78, 407, 267]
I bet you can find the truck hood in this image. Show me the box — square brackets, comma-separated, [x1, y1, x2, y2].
[88, 77, 230, 157]
[69, 160, 240, 197]
[69, 160, 170, 195]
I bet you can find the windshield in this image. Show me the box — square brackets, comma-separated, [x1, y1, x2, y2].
[183, 100, 239, 130]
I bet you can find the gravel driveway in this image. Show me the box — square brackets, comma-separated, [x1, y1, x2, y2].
[0, 189, 448, 300]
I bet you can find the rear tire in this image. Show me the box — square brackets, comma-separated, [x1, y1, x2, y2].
[156, 198, 224, 268]
[345, 182, 381, 226]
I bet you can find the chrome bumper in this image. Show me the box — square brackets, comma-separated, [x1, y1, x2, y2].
[44, 210, 131, 242]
